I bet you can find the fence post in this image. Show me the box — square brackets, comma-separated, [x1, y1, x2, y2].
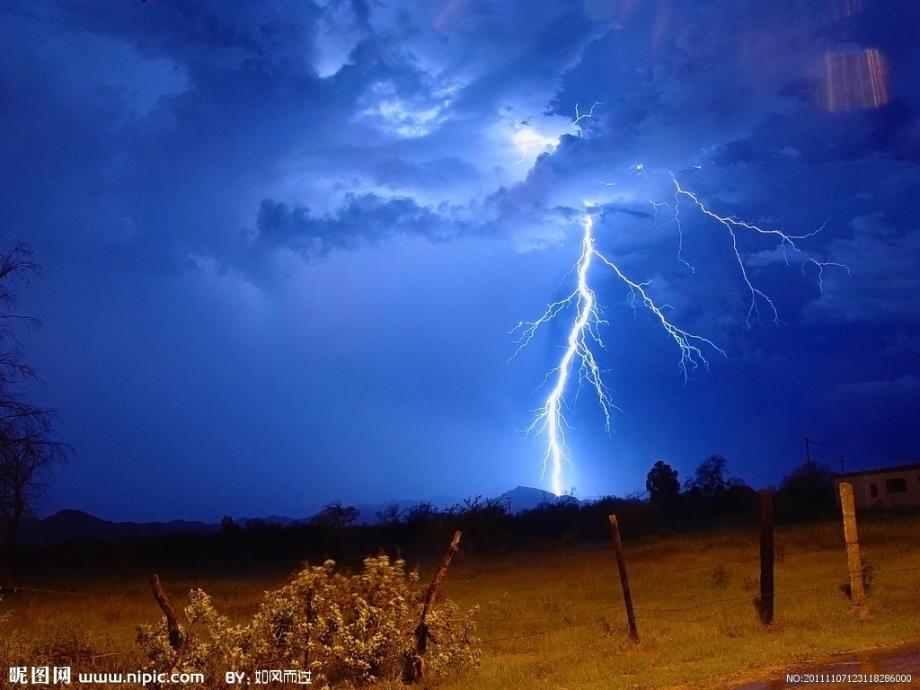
[149, 574, 182, 650]
[838, 482, 869, 618]
[406, 529, 463, 684]
[758, 489, 774, 625]
[607, 514, 639, 643]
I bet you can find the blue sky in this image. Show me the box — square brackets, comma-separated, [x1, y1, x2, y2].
[2, 0, 919, 521]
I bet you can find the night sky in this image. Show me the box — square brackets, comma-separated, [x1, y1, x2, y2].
[2, 1, 919, 521]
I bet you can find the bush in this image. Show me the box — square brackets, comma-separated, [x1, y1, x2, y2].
[137, 556, 479, 689]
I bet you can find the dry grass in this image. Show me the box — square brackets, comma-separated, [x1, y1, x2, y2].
[3, 515, 920, 689]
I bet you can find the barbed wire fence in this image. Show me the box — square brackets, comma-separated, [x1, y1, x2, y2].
[477, 562, 920, 644]
[477, 483, 919, 646]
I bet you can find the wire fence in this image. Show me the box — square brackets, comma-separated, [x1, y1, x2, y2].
[5, 555, 919, 604]
[477, 562, 920, 643]
[0, 585, 92, 597]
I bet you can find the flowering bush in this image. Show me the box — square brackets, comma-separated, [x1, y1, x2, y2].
[136, 556, 479, 688]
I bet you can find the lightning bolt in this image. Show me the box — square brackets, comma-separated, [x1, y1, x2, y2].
[512, 210, 723, 495]
[513, 113, 847, 496]
[669, 176, 848, 326]
[572, 101, 600, 136]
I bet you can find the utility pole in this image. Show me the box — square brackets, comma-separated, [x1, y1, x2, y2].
[805, 436, 812, 467]
[839, 455, 846, 474]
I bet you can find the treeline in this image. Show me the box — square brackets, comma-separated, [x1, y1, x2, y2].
[16, 457, 843, 574]
[644, 454, 839, 522]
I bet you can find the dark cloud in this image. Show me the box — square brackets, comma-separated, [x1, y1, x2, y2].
[805, 212, 920, 323]
[254, 193, 462, 258]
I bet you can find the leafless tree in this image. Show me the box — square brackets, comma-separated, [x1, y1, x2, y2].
[0, 243, 70, 583]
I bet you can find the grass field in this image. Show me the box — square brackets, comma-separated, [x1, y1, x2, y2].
[2, 514, 920, 689]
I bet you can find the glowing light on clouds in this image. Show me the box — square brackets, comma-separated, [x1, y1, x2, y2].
[357, 81, 459, 138]
[512, 125, 560, 165]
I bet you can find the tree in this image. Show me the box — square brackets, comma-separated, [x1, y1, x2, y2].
[404, 501, 437, 525]
[775, 462, 836, 519]
[310, 501, 359, 528]
[645, 460, 680, 505]
[0, 244, 69, 583]
[220, 515, 241, 533]
[685, 455, 733, 499]
[375, 503, 403, 527]
[684, 454, 757, 517]
[0, 417, 69, 563]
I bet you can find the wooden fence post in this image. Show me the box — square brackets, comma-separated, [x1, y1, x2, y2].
[607, 514, 639, 643]
[149, 574, 182, 650]
[838, 482, 869, 618]
[406, 530, 463, 684]
[758, 489, 775, 625]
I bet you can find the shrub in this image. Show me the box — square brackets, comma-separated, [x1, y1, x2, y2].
[137, 556, 479, 689]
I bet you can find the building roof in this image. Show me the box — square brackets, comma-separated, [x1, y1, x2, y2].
[834, 461, 920, 479]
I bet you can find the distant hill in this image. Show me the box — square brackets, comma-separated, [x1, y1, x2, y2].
[237, 515, 306, 527]
[21, 487, 567, 545]
[496, 485, 580, 514]
[19, 509, 217, 546]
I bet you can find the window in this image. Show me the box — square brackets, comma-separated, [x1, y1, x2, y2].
[886, 477, 908, 493]
[870, 483, 878, 498]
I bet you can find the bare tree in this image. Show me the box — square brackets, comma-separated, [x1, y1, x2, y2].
[0, 244, 70, 584]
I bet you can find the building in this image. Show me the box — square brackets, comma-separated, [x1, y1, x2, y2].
[834, 462, 920, 509]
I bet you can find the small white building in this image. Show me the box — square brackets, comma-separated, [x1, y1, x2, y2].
[834, 462, 920, 509]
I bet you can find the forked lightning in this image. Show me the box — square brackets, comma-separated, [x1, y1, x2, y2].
[513, 110, 846, 494]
